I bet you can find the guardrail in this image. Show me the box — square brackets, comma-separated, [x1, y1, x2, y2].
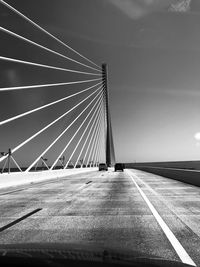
[132, 166, 200, 187]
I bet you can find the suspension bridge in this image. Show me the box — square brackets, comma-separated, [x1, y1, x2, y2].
[0, 2, 200, 267]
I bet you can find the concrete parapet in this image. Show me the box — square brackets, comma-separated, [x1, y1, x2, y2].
[0, 168, 97, 189]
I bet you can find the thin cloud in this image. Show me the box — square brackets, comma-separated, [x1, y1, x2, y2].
[169, 0, 191, 12]
[109, 0, 192, 19]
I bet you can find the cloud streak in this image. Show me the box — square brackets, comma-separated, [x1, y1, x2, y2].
[109, 0, 192, 19]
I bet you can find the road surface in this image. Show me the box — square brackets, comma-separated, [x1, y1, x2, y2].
[0, 169, 200, 266]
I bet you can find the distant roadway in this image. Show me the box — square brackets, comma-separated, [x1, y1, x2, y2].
[0, 169, 200, 266]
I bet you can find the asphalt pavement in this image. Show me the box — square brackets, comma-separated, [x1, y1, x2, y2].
[0, 169, 200, 266]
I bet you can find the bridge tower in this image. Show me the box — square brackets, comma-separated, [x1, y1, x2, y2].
[102, 64, 115, 167]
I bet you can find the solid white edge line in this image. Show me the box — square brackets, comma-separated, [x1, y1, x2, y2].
[126, 169, 196, 267]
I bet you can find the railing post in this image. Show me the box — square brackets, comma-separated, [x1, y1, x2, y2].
[8, 148, 12, 174]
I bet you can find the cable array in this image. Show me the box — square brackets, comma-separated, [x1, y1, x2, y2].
[0, 27, 101, 73]
[0, 0, 101, 70]
[0, 56, 102, 76]
[0, 1, 108, 172]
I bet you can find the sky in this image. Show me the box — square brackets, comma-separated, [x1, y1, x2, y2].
[1, 0, 200, 166]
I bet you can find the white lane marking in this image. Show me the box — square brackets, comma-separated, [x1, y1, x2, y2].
[126, 169, 196, 266]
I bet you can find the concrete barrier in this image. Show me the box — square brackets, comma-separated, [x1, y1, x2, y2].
[132, 166, 200, 187]
[0, 168, 97, 189]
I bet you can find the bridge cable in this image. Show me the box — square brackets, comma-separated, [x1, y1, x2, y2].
[91, 115, 101, 167]
[99, 121, 106, 163]
[0, 78, 102, 92]
[0, 81, 103, 126]
[86, 108, 103, 167]
[88, 101, 105, 166]
[94, 122, 104, 166]
[88, 110, 103, 167]
[26, 88, 103, 172]
[0, 56, 101, 76]
[0, 27, 101, 73]
[52, 95, 102, 169]
[82, 106, 103, 165]
[101, 117, 106, 163]
[10, 156, 23, 172]
[90, 115, 103, 166]
[96, 137, 103, 166]
[1, 157, 8, 174]
[51, 91, 103, 169]
[74, 97, 103, 168]
[93, 133, 100, 166]
[0, 0, 101, 69]
[50, 90, 103, 170]
[96, 108, 105, 164]
[93, 100, 105, 165]
[96, 126, 104, 164]
[0, 86, 102, 164]
[64, 95, 103, 169]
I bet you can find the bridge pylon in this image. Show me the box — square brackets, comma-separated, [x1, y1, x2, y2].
[102, 64, 115, 167]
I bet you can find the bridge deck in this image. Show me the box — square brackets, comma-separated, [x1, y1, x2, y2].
[0, 169, 199, 265]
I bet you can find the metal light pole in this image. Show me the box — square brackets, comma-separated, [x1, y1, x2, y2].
[8, 148, 11, 174]
[59, 156, 65, 169]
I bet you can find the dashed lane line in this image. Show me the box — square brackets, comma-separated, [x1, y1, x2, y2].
[126, 169, 196, 267]
[0, 208, 42, 232]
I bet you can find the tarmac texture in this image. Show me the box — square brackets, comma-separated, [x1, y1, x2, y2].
[0, 169, 199, 266]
